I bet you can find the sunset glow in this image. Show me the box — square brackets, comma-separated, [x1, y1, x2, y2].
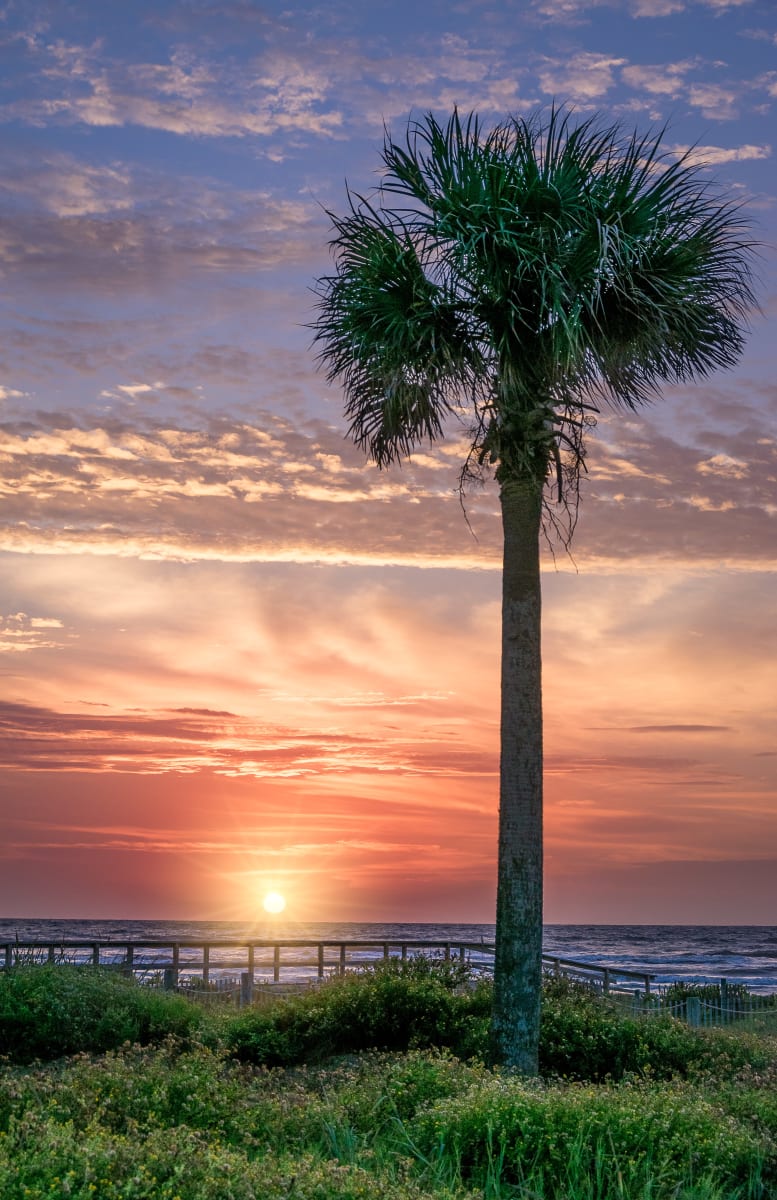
[0, 0, 775, 926]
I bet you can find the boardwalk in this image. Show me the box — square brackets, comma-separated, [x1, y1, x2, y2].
[1, 936, 654, 1003]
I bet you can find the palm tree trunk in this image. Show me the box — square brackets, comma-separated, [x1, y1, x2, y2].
[489, 476, 544, 1073]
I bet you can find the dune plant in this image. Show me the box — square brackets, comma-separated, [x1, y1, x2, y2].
[1, 1038, 775, 1198]
[0, 964, 200, 1062]
[404, 1075, 770, 1197]
[227, 956, 491, 1066]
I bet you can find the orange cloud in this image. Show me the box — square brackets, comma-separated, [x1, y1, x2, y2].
[1, 398, 775, 569]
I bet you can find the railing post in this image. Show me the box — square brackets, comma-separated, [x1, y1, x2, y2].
[122, 945, 134, 978]
[245, 946, 254, 1004]
[444, 942, 451, 960]
[687, 996, 702, 1027]
[92, 944, 100, 967]
[273, 945, 280, 983]
[202, 944, 210, 987]
[171, 943, 180, 989]
[339, 944, 346, 976]
[318, 944, 324, 979]
[603, 968, 610, 995]
[401, 943, 407, 960]
[720, 977, 728, 1017]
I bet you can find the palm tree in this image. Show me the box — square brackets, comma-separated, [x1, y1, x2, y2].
[312, 108, 754, 1072]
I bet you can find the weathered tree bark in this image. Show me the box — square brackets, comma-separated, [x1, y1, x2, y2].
[489, 476, 544, 1072]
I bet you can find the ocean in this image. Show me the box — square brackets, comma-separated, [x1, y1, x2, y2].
[1, 920, 776, 993]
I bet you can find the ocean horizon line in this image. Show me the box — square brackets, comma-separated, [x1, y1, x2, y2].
[2, 918, 776, 928]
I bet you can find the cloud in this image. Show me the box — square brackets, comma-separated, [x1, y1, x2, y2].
[626, 724, 732, 732]
[695, 453, 749, 479]
[701, 0, 756, 9]
[0, 611, 67, 654]
[536, 52, 627, 101]
[0, 35, 344, 140]
[0, 696, 496, 780]
[619, 60, 756, 121]
[0, 154, 133, 217]
[0, 409, 501, 568]
[1, 538, 773, 919]
[0, 17, 539, 148]
[629, 0, 685, 13]
[0, 156, 324, 296]
[620, 61, 696, 98]
[686, 81, 741, 119]
[1, 385, 775, 570]
[529, 0, 611, 21]
[530, 0, 755, 18]
[668, 142, 772, 165]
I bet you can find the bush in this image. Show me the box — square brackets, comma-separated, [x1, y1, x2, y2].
[407, 1075, 772, 1196]
[538, 977, 772, 1083]
[539, 978, 694, 1080]
[227, 957, 491, 1066]
[0, 965, 201, 1062]
[227, 967, 774, 1083]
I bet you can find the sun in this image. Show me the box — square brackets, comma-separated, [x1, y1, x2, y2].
[262, 891, 286, 915]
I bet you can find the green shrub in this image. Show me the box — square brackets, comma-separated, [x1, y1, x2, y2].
[407, 1075, 772, 1196]
[538, 977, 772, 1083]
[0, 1041, 299, 1151]
[227, 957, 490, 1066]
[663, 982, 777, 1011]
[0, 965, 201, 1062]
[227, 967, 771, 1083]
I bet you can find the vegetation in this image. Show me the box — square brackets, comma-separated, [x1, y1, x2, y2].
[227, 955, 490, 1066]
[0, 965, 200, 1062]
[0, 963, 775, 1198]
[311, 108, 755, 1071]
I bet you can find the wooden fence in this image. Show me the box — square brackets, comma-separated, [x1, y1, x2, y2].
[0, 937, 655, 1004]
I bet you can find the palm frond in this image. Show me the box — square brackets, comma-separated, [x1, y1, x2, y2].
[313, 199, 482, 466]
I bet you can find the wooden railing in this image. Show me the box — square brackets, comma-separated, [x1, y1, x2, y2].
[541, 954, 654, 996]
[0, 938, 655, 1002]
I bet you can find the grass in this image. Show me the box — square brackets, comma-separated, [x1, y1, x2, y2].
[0, 962, 775, 1198]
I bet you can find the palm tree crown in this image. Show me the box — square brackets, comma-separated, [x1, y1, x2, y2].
[313, 108, 754, 1072]
[315, 108, 753, 491]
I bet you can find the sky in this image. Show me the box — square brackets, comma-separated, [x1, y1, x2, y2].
[0, 0, 775, 927]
